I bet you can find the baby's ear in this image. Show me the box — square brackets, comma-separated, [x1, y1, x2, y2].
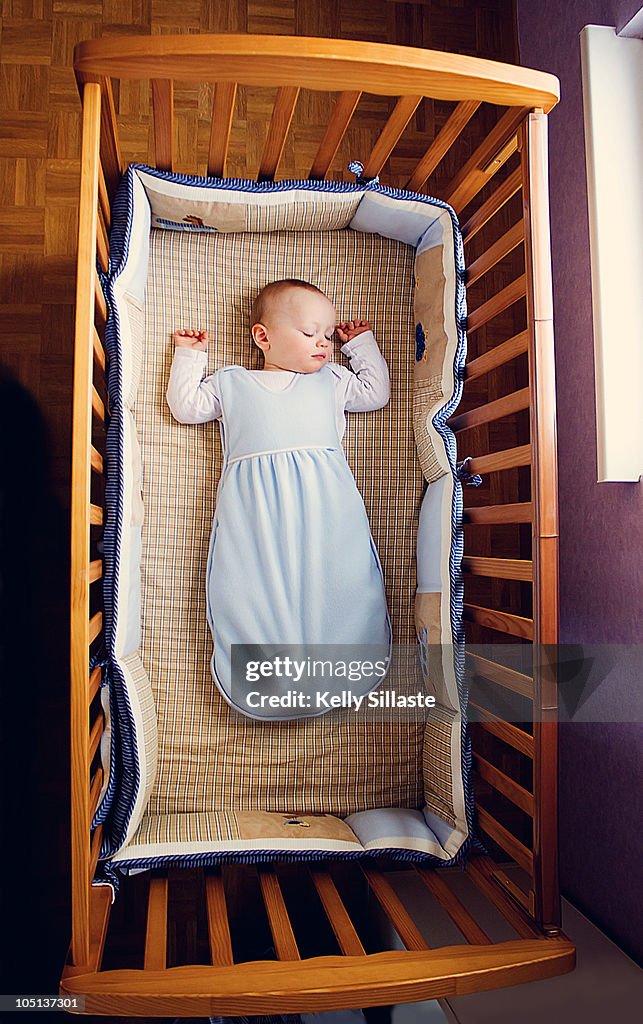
[251, 323, 269, 352]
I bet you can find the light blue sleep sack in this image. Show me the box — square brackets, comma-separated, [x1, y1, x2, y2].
[205, 364, 392, 720]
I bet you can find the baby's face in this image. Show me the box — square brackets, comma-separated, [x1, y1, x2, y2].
[253, 289, 337, 373]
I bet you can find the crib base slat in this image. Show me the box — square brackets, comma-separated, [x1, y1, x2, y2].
[361, 865, 430, 951]
[257, 865, 301, 961]
[60, 856, 574, 1014]
[310, 867, 367, 956]
[144, 875, 168, 970]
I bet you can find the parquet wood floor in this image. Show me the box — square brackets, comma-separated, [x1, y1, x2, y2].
[0, 0, 518, 504]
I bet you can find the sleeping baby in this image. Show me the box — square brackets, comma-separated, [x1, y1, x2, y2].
[166, 278, 392, 719]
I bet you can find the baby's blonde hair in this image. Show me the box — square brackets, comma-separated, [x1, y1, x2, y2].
[251, 279, 329, 328]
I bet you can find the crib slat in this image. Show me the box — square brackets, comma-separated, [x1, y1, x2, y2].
[466, 855, 540, 939]
[94, 270, 107, 326]
[444, 106, 528, 213]
[89, 767, 103, 821]
[144, 876, 168, 970]
[92, 327, 106, 373]
[482, 134, 518, 178]
[361, 866, 430, 951]
[466, 652, 533, 699]
[415, 868, 491, 945]
[463, 603, 533, 640]
[73, 74, 123, 201]
[463, 502, 532, 525]
[89, 711, 104, 763]
[309, 868, 366, 956]
[97, 76, 122, 199]
[473, 754, 534, 816]
[98, 163, 110, 230]
[461, 166, 523, 243]
[89, 823, 103, 883]
[466, 444, 531, 475]
[97, 204, 109, 273]
[405, 100, 480, 191]
[466, 221, 524, 287]
[207, 82, 237, 178]
[448, 387, 530, 431]
[461, 555, 530, 588]
[469, 700, 535, 758]
[257, 867, 300, 960]
[91, 385, 106, 424]
[308, 90, 362, 179]
[88, 559, 102, 583]
[463, 556, 532, 582]
[89, 664, 102, 703]
[73, 73, 122, 199]
[205, 870, 234, 966]
[464, 330, 529, 382]
[476, 806, 534, 876]
[90, 445, 104, 475]
[467, 275, 527, 333]
[151, 79, 174, 172]
[257, 87, 300, 182]
[362, 94, 423, 179]
[89, 610, 103, 645]
[89, 503, 103, 526]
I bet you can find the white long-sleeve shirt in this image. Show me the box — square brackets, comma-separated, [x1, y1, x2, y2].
[166, 330, 390, 441]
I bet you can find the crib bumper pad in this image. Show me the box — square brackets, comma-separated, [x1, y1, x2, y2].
[103, 807, 464, 886]
[94, 165, 471, 884]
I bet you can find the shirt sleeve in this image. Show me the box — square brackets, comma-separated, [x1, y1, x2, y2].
[328, 330, 391, 412]
[166, 348, 223, 423]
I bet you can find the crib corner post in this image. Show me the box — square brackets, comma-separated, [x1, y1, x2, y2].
[520, 109, 561, 933]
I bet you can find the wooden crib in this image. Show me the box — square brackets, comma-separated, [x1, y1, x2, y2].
[62, 33, 574, 1016]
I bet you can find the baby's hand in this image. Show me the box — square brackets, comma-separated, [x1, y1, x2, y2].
[174, 328, 208, 351]
[336, 319, 372, 343]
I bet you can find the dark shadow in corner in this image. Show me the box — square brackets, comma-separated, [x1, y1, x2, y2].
[0, 365, 71, 1007]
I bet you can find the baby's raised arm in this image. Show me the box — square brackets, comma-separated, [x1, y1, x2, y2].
[166, 328, 223, 424]
[332, 320, 390, 412]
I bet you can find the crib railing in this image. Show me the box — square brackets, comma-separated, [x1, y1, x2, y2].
[74, 35, 559, 194]
[69, 34, 562, 980]
[70, 80, 110, 968]
[454, 108, 559, 932]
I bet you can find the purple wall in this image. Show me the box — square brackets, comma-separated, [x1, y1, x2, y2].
[516, 0, 643, 965]
[615, 0, 643, 30]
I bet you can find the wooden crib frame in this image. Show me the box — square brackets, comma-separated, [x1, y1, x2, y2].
[63, 34, 574, 1016]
